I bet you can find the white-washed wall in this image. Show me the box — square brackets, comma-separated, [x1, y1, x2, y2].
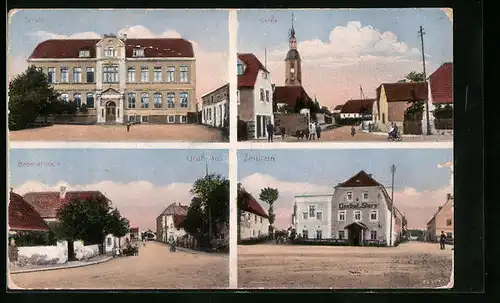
[17, 240, 100, 266]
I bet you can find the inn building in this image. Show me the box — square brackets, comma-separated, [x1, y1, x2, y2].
[238, 184, 270, 240]
[292, 171, 403, 246]
[27, 34, 197, 124]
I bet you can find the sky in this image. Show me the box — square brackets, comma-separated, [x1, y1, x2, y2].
[238, 148, 453, 230]
[237, 8, 453, 109]
[7, 9, 229, 103]
[9, 149, 229, 231]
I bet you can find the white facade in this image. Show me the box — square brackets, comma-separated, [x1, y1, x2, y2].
[422, 80, 438, 135]
[239, 210, 269, 240]
[340, 113, 361, 119]
[253, 70, 274, 139]
[17, 241, 100, 265]
[202, 98, 228, 128]
[158, 214, 187, 242]
[293, 194, 333, 239]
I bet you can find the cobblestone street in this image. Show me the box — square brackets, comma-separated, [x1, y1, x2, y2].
[9, 242, 229, 289]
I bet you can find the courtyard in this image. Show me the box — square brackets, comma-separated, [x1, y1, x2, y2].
[9, 124, 227, 142]
[238, 242, 453, 289]
[9, 241, 229, 289]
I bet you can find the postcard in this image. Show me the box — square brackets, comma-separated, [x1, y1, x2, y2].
[8, 149, 229, 289]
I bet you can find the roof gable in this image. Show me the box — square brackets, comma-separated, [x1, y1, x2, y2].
[237, 53, 268, 88]
[340, 99, 375, 114]
[429, 62, 453, 104]
[160, 202, 189, 217]
[273, 86, 312, 107]
[238, 186, 269, 218]
[381, 82, 428, 102]
[9, 192, 50, 231]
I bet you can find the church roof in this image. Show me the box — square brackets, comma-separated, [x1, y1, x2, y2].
[286, 49, 301, 61]
[273, 86, 312, 107]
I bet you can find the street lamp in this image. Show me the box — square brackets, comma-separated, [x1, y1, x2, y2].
[389, 164, 396, 247]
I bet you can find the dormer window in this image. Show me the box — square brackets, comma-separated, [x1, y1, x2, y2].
[104, 47, 116, 57]
[79, 50, 90, 58]
[237, 60, 245, 76]
[133, 48, 145, 57]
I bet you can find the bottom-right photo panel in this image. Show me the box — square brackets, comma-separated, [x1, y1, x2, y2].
[237, 148, 453, 289]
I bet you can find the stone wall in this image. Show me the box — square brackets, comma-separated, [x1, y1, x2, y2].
[37, 114, 97, 125]
[274, 113, 309, 135]
[16, 241, 100, 266]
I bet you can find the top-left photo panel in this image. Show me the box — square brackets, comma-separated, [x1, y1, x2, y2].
[7, 9, 230, 142]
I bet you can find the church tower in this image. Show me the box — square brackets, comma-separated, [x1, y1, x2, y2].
[285, 13, 302, 86]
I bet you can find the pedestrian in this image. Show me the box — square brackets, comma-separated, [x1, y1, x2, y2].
[304, 127, 310, 140]
[266, 120, 274, 143]
[309, 122, 316, 140]
[351, 125, 356, 137]
[439, 231, 446, 250]
[280, 125, 286, 141]
[316, 122, 322, 140]
[126, 121, 131, 132]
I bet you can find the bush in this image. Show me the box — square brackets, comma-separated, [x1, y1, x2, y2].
[238, 235, 269, 245]
[79, 103, 89, 114]
[11, 230, 57, 247]
[292, 239, 349, 246]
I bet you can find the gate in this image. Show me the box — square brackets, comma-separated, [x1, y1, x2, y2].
[403, 113, 423, 135]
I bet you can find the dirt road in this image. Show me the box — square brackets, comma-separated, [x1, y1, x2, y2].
[9, 124, 226, 142]
[10, 242, 229, 289]
[238, 242, 453, 289]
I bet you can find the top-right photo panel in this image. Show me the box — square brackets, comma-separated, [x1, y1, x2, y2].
[236, 8, 453, 143]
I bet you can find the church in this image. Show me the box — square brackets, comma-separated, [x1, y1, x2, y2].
[273, 16, 313, 113]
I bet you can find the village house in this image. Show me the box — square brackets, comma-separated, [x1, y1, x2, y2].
[27, 34, 197, 124]
[9, 190, 50, 234]
[238, 186, 270, 240]
[237, 53, 274, 139]
[129, 227, 141, 241]
[426, 193, 454, 242]
[201, 83, 229, 128]
[155, 202, 189, 243]
[424, 62, 453, 135]
[293, 171, 403, 246]
[339, 98, 375, 120]
[374, 82, 428, 134]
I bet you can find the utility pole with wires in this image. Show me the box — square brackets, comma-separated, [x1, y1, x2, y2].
[389, 164, 396, 246]
[205, 161, 212, 248]
[418, 26, 431, 135]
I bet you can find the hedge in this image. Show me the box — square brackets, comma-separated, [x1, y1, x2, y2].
[238, 235, 269, 245]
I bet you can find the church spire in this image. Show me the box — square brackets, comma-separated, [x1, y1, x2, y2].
[290, 13, 296, 39]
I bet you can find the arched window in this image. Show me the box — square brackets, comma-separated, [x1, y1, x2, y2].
[141, 93, 149, 108]
[167, 92, 175, 108]
[86, 93, 95, 108]
[180, 92, 188, 108]
[73, 93, 82, 108]
[237, 60, 245, 75]
[154, 93, 162, 108]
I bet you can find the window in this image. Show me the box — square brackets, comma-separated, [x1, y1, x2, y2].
[154, 93, 162, 108]
[180, 66, 189, 83]
[181, 115, 187, 123]
[316, 230, 322, 239]
[79, 50, 90, 58]
[180, 92, 188, 108]
[370, 230, 377, 240]
[141, 66, 149, 82]
[237, 91, 240, 105]
[154, 67, 162, 82]
[258, 230, 261, 236]
[363, 192, 369, 201]
[73, 93, 81, 108]
[104, 47, 116, 57]
[346, 192, 353, 201]
[127, 93, 136, 109]
[354, 210, 362, 221]
[73, 67, 82, 83]
[237, 60, 244, 75]
[141, 93, 149, 108]
[167, 115, 175, 123]
[317, 212, 323, 220]
[338, 230, 345, 240]
[252, 230, 255, 236]
[133, 48, 145, 57]
[61, 93, 69, 102]
[48, 67, 55, 83]
[302, 212, 308, 220]
[446, 232, 453, 239]
[60, 67, 69, 83]
[141, 116, 148, 123]
[107, 237, 112, 246]
[129, 116, 136, 123]
[260, 88, 265, 101]
[338, 210, 346, 221]
[103, 65, 118, 83]
[265, 90, 270, 102]
[86, 67, 94, 83]
[255, 215, 258, 222]
[446, 219, 452, 226]
[302, 230, 308, 239]
[127, 67, 136, 82]
[166, 66, 175, 82]
[263, 71, 268, 79]
[369, 210, 378, 222]
[86, 93, 94, 108]
[309, 205, 316, 218]
[260, 217, 263, 223]
[166, 92, 175, 108]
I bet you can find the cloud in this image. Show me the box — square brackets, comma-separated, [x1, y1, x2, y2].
[265, 21, 441, 109]
[13, 25, 227, 102]
[239, 173, 451, 230]
[14, 180, 194, 231]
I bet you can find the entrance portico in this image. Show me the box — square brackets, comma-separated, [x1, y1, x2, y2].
[345, 221, 368, 246]
[96, 88, 124, 124]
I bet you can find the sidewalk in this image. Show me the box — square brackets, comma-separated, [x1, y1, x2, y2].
[10, 254, 113, 274]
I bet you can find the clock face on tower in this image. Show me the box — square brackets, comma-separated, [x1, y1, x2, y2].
[291, 68, 295, 73]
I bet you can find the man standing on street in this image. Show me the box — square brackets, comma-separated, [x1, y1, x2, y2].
[126, 121, 131, 132]
[439, 231, 446, 250]
[266, 120, 274, 142]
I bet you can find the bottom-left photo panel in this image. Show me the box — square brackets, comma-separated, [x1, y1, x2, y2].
[8, 148, 229, 290]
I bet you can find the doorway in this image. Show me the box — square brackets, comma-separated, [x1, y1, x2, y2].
[105, 101, 117, 123]
[346, 222, 367, 246]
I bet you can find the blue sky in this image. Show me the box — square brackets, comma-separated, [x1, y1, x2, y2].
[10, 149, 229, 187]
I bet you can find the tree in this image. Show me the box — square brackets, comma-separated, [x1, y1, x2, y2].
[401, 71, 426, 117]
[404, 71, 424, 82]
[183, 197, 205, 236]
[277, 104, 290, 113]
[294, 97, 306, 113]
[56, 195, 129, 260]
[107, 208, 130, 249]
[8, 66, 59, 130]
[79, 103, 89, 114]
[259, 187, 279, 235]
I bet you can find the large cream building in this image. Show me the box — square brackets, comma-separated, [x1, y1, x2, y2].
[27, 34, 197, 124]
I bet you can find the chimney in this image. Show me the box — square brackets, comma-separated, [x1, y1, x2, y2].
[60, 186, 67, 199]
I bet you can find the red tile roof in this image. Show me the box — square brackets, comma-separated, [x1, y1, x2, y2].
[29, 38, 194, 59]
[130, 227, 139, 233]
[23, 191, 109, 219]
[429, 62, 453, 104]
[9, 192, 50, 231]
[340, 99, 376, 114]
[378, 82, 428, 102]
[273, 86, 312, 107]
[238, 187, 269, 218]
[237, 53, 268, 88]
[333, 105, 343, 111]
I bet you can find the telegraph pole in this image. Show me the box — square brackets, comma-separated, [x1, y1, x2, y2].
[389, 164, 396, 246]
[418, 26, 431, 135]
[206, 161, 212, 248]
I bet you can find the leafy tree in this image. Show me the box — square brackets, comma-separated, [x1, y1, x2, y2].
[294, 97, 306, 113]
[401, 216, 409, 237]
[259, 187, 279, 235]
[8, 66, 59, 130]
[433, 104, 453, 119]
[277, 104, 290, 113]
[405, 71, 424, 82]
[320, 106, 332, 115]
[183, 197, 205, 236]
[107, 208, 130, 248]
